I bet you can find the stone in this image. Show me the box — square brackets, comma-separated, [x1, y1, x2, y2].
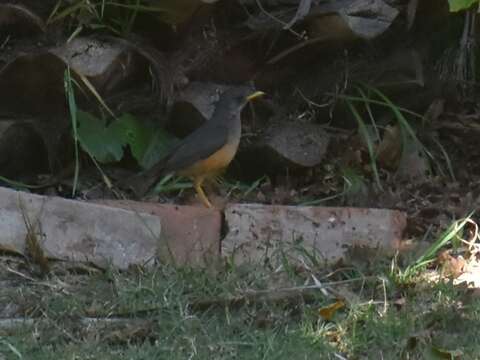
[0, 187, 160, 269]
[223, 204, 406, 266]
[51, 37, 132, 93]
[167, 82, 228, 137]
[263, 122, 330, 168]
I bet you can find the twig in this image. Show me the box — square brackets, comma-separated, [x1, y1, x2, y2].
[295, 87, 332, 108]
[1, 35, 10, 49]
[4, 266, 60, 289]
[267, 36, 326, 64]
[190, 277, 374, 311]
[254, 0, 307, 40]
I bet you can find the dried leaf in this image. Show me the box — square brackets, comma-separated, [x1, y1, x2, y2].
[19, 198, 50, 275]
[376, 125, 402, 170]
[437, 250, 466, 279]
[319, 300, 345, 321]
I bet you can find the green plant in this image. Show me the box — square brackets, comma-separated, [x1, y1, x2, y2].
[48, 0, 202, 36]
[400, 213, 474, 280]
[76, 111, 176, 169]
[64, 67, 81, 196]
[48, 0, 147, 35]
[63, 66, 178, 195]
[299, 167, 366, 206]
[220, 176, 268, 199]
[448, 0, 479, 12]
[340, 85, 453, 186]
[346, 98, 382, 190]
[152, 174, 191, 194]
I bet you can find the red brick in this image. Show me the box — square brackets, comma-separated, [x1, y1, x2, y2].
[223, 204, 406, 266]
[98, 200, 221, 267]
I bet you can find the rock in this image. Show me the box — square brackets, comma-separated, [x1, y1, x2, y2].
[242, 0, 399, 40]
[0, 52, 68, 117]
[167, 82, 228, 137]
[230, 122, 329, 181]
[263, 122, 330, 167]
[98, 200, 222, 267]
[0, 187, 160, 269]
[337, 0, 399, 39]
[0, 122, 49, 179]
[223, 204, 406, 266]
[0, 3, 46, 35]
[52, 37, 138, 95]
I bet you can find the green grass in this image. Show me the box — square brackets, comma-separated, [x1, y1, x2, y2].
[1, 255, 480, 359]
[339, 84, 455, 192]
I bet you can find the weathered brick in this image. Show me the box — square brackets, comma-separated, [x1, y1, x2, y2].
[0, 187, 160, 269]
[98, 200, 221, 267]
[223, 204, 406, 266]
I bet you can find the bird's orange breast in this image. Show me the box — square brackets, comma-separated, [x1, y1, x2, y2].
[178, 142, 239, 179]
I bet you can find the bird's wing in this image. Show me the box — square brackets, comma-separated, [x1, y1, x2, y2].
[163, 123, 229, 172]
[124, 123, 228, 198]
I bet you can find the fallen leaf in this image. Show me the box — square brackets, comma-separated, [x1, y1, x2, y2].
[437, 250, 466, 279]
[319, 300, 345, 321]
[376, 124, 402, 170]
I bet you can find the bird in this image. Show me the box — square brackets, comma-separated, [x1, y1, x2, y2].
[125, 85, 265, 208]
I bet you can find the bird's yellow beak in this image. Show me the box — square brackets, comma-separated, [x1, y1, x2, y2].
[246, 91, 265, 102]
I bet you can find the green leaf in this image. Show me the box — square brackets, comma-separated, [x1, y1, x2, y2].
[76, 111, 177, 167]
[109, 113, 178, 169]
[448, 0, 478, 12]
[77, 111, 125, 163]
[109, 113, 152, 160]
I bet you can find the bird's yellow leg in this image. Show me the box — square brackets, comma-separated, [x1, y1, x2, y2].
[193, 177, 213, 208]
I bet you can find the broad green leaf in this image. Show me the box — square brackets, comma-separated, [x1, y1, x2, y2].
[109, 113, 152, 161]
[77, 111, 125, 163]
[76, 111, 177, 167]
[108, 113, 177, 169]
[448, 0, 478, 12]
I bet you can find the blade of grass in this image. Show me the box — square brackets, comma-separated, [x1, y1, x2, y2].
[430, 135, 456, 181]
[356, 87, 380, 142]
[77, 73, 115, 117]
[0, 176, 46, 189]
[346, 100, 383, 190]
[330, 93, 423, 119]
[66, 25, 83, 43]
[299, 168, 364, 206]
[48, 1, 86, 24]
[405, 213, 474, 276]
[124, 0, 141, 34]
[1, 339, 22, 359]
[244, 176, 267, 197]
[299, 192, 345, 206]
[47, 0, 63, 24]
[363, 85, 433, 160]
[95, 2, 172, 13]
[64, 67, 80, 197]
[153, 175, 192, 194]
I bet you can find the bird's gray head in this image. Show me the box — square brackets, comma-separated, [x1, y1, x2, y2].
[214, 85, 265, 119]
